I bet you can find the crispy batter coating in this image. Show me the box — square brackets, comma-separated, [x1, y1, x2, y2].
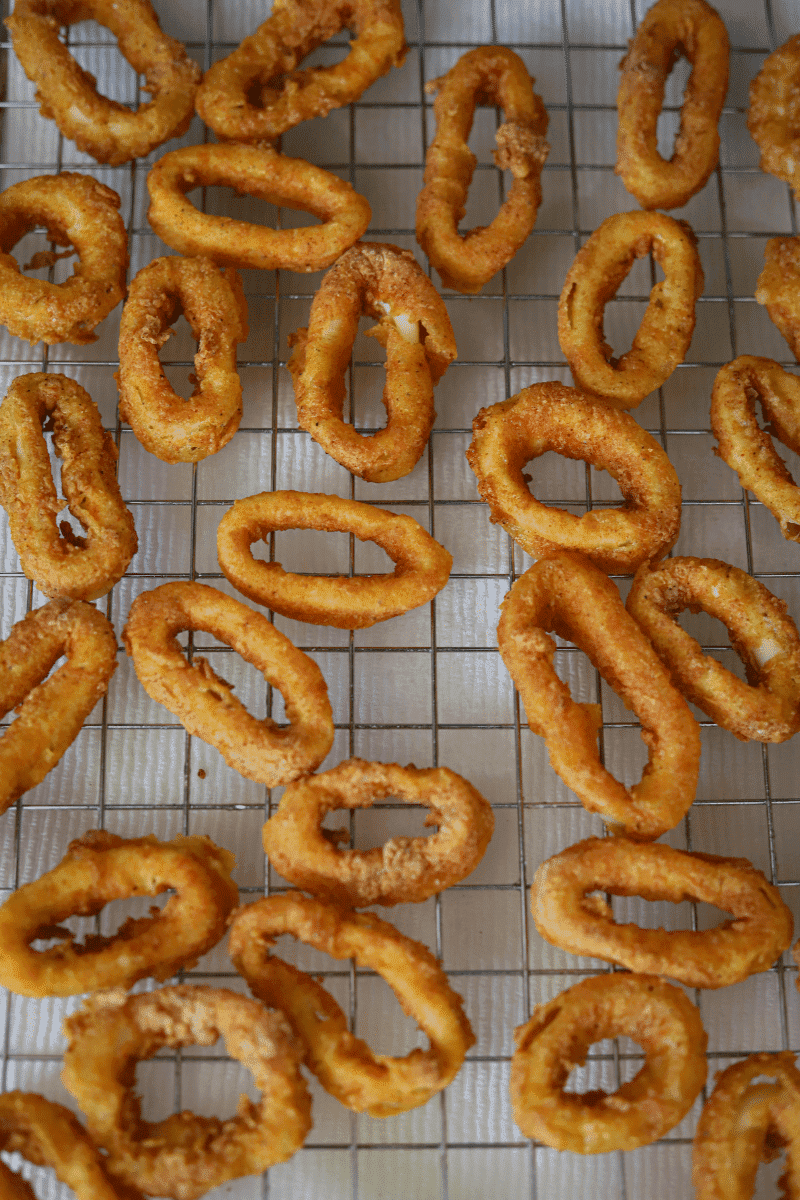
[627, 556, 800, 742]
[466, 381, 682, 573]
[557, 209, 703, 408]
[217, 490, 453, 627]
[288, 242, 456, 481]
[62, 985, 312, 1200]
[693, 1052, 800, 1199]
[415, 45, 549, 293]
[755, 236, 800, 362]
[196, 0, 406, 144]
[510, 973, 707, 1152]
[0, 372, 138, 600]
[497, 552, 701, 840]
[116, 255, 248, 463]
[122, 581, 334, 787]
[710, 355, 800, 544]
[0, 599, 117, 815]
[229, 892, 475, 1116]
[147, 143, 371, 272]
[748, 34, 800, 201]
[262, 757, 494, 904]
[0, 173, 127, 345]
[0, 829, 239, 996]
[616, 0, 729, 210]
[531, 836, 793, 988]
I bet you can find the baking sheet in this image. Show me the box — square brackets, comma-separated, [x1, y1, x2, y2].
[1, 0, 800, 1195]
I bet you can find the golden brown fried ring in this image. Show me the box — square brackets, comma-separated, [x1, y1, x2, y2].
[0, 599, 117, 815]
[466, 381, 682, 574]
[415, 45, 549, 294]
[196, 0, 406, 144]
[748, 34, 800, 201]
[116, 256, 248, 464]
[0, 372, 138, 600]
[627, 556, 800, 742]
[0, 829, 239, 996]
[510, 973, 707, 1152]
[0, 173, 127, 345]
[616, 0, 730, 210]
[122, 581, 334, 787]
[229, 892, 475, 1117]
[62, 985, 312, 1200]
[216, 490, 453, 627]
[5, 0, 200, 165]
[755, 236, 800, 362]
[693, 1052, 800, 1199]
[287, 241, 456, 481]
[531, 836, 793, 988]
[557, 209, 703, 408]
[147, 143, 371, 272]
[497, 552, 701, 840]
[710, 355, 800, 544]
[0, 1092, 140, 1200]
[262, 757, 494, 905]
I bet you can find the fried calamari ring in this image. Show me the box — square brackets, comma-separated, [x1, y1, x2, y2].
[262, 757, 494, 905]
[116, 256, 248, 464]
[531, 836, 793, 989]
[510, 973, 707, 1152]
[0, 372, 138, 600]
[710, 355, 800, 543]
[755, 236, 800, 362]
[216, 490, 453, 627]
[61, 985, 312, 1200]
[466, 381, 682, 573]
[0, 599, 116, 815]
[497, 552, 701, 840]
[147, 143, 371, 272]
[122, 581, 334, 786]
[748, 34, 800, 201]
[616, 0, 730, 210]
[0, 829, 239, 996]
[0, 173, 127, 345]
[627, 556, 800, 742]
[415, 45, 549, 294]
[195, 0, 406, 144]
[557, 209, 703, 408]
[0, 1092, 138, 1200]
[288, 242, 456, 481]
[5, 0, 200, 165]
[693, 1052, 800, 1199]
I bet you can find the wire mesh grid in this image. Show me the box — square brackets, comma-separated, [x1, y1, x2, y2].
[1, 0, 800, 1196]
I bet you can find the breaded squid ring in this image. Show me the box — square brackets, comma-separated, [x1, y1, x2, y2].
[557, 209, 703, 408]
[122, 581, 334, 787]
[0, 372, 138, 600]
[510, 973, 707, 1153]
[531, 836, 793, 989]
[0, 173, 127, 345]
[147, 143, 371, 273]
[262, 757, 494, 905]
[229, 893, 475, 1117]
[497, 552, 701, 840]
[465, 381, 682, 574]
[710, 356, 800, 544]
[116, 256, 248, 464]
[616, 0, 730, 210]
[415, 45, 549, 294]
[0, 599, 117, 815]
[748, 34, 800, 202]
[627, 556, 800, 742]
[288, 242, 456, 481]
[195, 0, 406, 144]
[693, 1052, 800, 1199]
[216, 490, 453, 628]
[755, 236, 800, 362]
[61, 985, 312, 1200]
[4, 0, 200, 165]
[0, 830, 239, 996]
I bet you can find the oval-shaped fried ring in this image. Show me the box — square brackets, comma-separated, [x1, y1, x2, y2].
[748, 33, 800, 202]
[755, 236, 800, 363]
